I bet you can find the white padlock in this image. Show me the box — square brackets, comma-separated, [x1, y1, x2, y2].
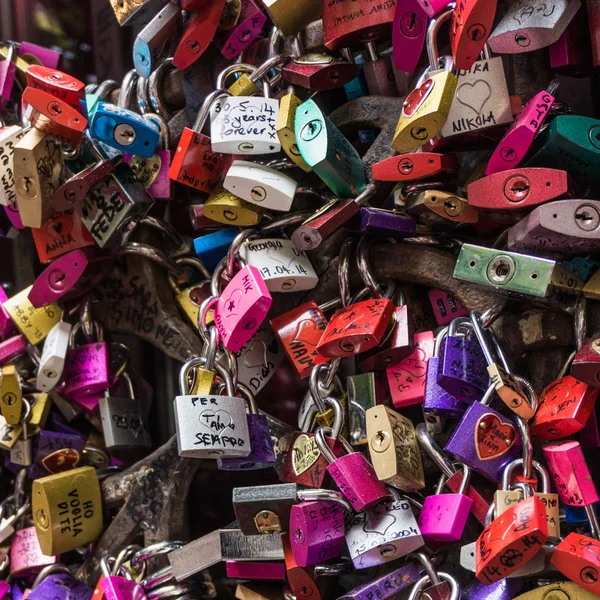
[36, 320, 72, 392]
[0, 125, 28, 206]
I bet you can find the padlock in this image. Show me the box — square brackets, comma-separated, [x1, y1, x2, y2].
[0, 414, 22, 450]
[289, 497, 346, 567]
[3, 286, 62, 346]
[551, 533, 600, 595]
[239, 237, 318, 293]
[133, 1, 181, 78]
[27, 572, 94, 600]
[99, 557, 147, 600]
[10, 403, 31, 467]
[214, 263, 273, 352]
[90, 103, 160, 158]
[0, 286, 17, 339]
[22, 87, 88, 147]
[0, 42, 16, 110]
[32, 465, 103, 555]
[386, 330, 435, 408]
[405, 187, 479, 226]
[108, 0, 165, 26]
[282, 532, 321, 600]
[514, 581, 600, 600]
[168, 90, 230, 194]
[550, 7, 591, 73]
[573, 336, 600, 386]
[10, 526, 57, 577]
[392, 0, 428, 73]
[76, 163, 155, 248]
[25, 65, 85, 112]
[223, 161, 297, 213]
[507, 199, 600, 257]
[530, 375, 598, 439]
[418, 464, 473, 541]
[428, 289, 468, 326]
[366, 404, 425, 491]
[347, 372, 385, 447]
[294, 99, 366, 198]
[18, 41, 60, 69]
[0, 335, 26, 369]
[204, 184, 265, 226]
[356, 42, 395, 97]
[213, 0, 266, 59]
[172, 0, 226, 70]
[0, 125, 29, 207]
[174, 358, 251, 459]
[314, 427, 391, 511]
[270, 300, 331, 379]
[439, 46, 512, 140]
[408, 570, 460, 600]
[14, 129, 64, 228]
[193, 227, 239, 271]
[372, 152, 458, 182]
[445, 384, 522, 482]
[168, 258, 210, 330]
[277, 88, 311, 172]
[467, 168, 573, 211]
[450, 0, 497, 70]
[261, 0, 320, 37]
[0, 364, 22, 425]
[486, 82, 558, 175]
[33, 430, 85, 475]
[345, 492, 424, 569]
[416, 0, 449, 17]
[210, 89, 280, 156]
[494, 459, 560, 539]
[527, 115, 600, 186]
[217, 382, 276, 471]
[393, 10, 458, 153]
[475, 482, 548, 583]
[345, 206, 417, 237]
[488, 0, 581, 54]
[98, 373, 151, 451]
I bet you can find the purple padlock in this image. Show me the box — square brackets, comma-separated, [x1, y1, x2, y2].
[423, 328, 469, 421]
[0, 335, 28, 365]
[315, 428, 391, 512]
[289, 499, 346, 567]
[225, 561, 285, 580]
[437, 318, 489, 403]
[63, 332, 109, 398]
[0, 44, 17, 110]
[27, 574, 93, 600]
[345, 207, 417, 237]
[19, 42, 61, 69]
[32, 430, 86, 476]
[213, 0, 266, 59]
[444, 385, 522, 482]
[462, 578, 524, 600]
[0, 286, 17, 339]
[4, 201, 24, 229]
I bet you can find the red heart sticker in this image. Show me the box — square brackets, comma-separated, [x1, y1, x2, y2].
[402, 78, 434, 118]
[475, 413, 516, 461]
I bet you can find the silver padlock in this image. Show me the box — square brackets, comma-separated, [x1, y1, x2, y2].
[239, 236, 318, 292]
[345, 490, 424, 569]
[488, 0, 581, 54]
[10, 399, 32, 467]
[439, 46, 512, 139]
[98, 373, 152, 451]
[36, 320, 72, 393]
[223, 161, 297, 212]
[0, 125, 28, 207]
[173, 357, 251, 459]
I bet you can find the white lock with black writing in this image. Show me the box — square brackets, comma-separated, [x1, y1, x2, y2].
[0, 125, 28, 206]
[223, 161, 297, 212]
[174, 357, 251, 459]
[36, 320, 72, 393]
[440, 46, 512, 139]
[210, 92, 280, 155]
[240, 237, 318, 292]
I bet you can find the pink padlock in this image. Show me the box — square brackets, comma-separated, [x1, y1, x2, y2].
[0, 335, 28, 365]
[4, 201, 24, 230]
[0, 581, 9, 599]
[214, 265, 272, 352]
[225, 561, 285, 580]
[416, 0, 449, 17]
[0, 44, 16, 110]
[428, 289, 468, 326]
[100, 576, 147, 600]
[289, 499, 346, 567]
[486, 81, 558, 175]
[10, 527, 57, 577]
[19, 42, 61, 69]
[0, 286, 17, 339]
[392, 0, 428, 73]
[418, 464, 473, 541]
[580, 407, 600, 448]
[68, 389, 102, 412]
[213, 0, 266, 59]
[315, 428, 391, 512]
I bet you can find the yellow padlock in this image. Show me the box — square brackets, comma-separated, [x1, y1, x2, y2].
[204, 184, 266, 226]
[277, 90, 311, 172]
[0, 365, 22, 425]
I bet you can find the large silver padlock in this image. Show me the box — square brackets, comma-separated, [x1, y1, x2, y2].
[439, 46, 512, 139]
[345, 491, 424, 569]
[98, 373, 152, 451]
[36, 320, 72, 393]
[174, 357, 251, 459]
[223, 160, 297, 212]
[239, 236, 318, 292]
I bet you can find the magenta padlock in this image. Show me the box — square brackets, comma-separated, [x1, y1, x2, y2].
[213, 0, 266, 60]
[417, 0, 450, 17]
[101, 576, 147, 600]
[0, 44, 17, 110]
[289, 499, 346, 567]
[62, 330, 109, 398]
[225, 561, 285, 580]
[4, 202, 24, 230]
[392, 0, 428, 73]
[428, 289, 468, 326]
[19, 42, 61, 68]
[0, 335, 28, 365]
[315, 427, 391, 512]
[580, 407, 600, 448]
[444, 385, 522, 482]
[10, 527, 57, 577]
[0, 286, 17, 338]
[27, 574, 93, 600]
[214, 265, 273, 352]
[437, 318, 489, 403]
[0, 582, 9, 600]
[486, 82, 558, 175]
[418, 464, 473, 541]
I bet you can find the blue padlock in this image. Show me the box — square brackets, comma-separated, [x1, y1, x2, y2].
[193, 228, 240, 272]
[90, 102, 159, 158]
[564, 502, 600, 525]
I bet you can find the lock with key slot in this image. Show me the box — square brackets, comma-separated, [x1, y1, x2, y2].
[25, 65, 85, 112]
[213, 0, 266, 60]
[277, 88, 311, 172]
[373, 152, 458, 182]
[0, 364, 21, 425]
[405, 186, 479, 227]
[204, 184, 266, 226]
[450, 0, 497, 70]
[392, 0, 428, 73]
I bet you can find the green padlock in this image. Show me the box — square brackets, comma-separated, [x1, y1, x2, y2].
[295, 99, 366, 198]
[527, 116, 600, 186]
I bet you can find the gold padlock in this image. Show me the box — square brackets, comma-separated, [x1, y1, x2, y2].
[405, 189, 479, 225]
[168, 258, 212, 330]
[26, 393, 52, 436]
[204, 183, 266, 226]
[277, 90, 311, 172]
[513, 581, 600, 600]
[366, 404, 425, 491]
[32, 465, 103, 555]
[4, 287, 62, 345]
[0, 365, 22, 425]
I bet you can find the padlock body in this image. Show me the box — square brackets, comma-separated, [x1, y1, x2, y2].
[392, 0, 427, 73]
[204, 184, 265, 226]
[98, 396, 152, 450]
[494, 489, 561, 538]
[419, 493, 473, 541]
[27, 574, 93, 600]
[10, 526, 57, 577]
[550, 532, 600, 594]
[217, 413, 275, 470]
[423, 356, 469, 418]
[100, 576, 147, 600]
[572, 338, 600, 386]
[213, 0, 266, 59]
[63, 341, 109, 397]
[0, 125, 28, 207]
[282, 56, 357, 91]
[372, 153, 458, 182]
[428, 289, 468, 326]
[26, 66, 85, 112]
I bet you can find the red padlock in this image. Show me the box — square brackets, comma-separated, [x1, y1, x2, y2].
[372, 153, 458, 182]
[25, 65, 86, 113]
[551, 533, 600, 595]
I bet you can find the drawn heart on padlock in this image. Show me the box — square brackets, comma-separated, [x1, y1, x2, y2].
[222, 288, 243, 316]
[267, 246, 297, 270]
[129, 155, 162, 188]
[45, 213, 73, 241]
[292, 434, 321, 475]
[243, 340, 268, 368]
[42, 448, 80, 474]
[363, 513, 396, 536]
[122, 411, 145, 438]
[293, 319, 320, 347]
[199, 409, 234, 435]
[402, 78, 434, 118]
[456, 79, 492, 115]
[475, 413, 516, 461]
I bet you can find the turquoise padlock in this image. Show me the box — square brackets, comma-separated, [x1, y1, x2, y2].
[295, 99, 366, 198]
